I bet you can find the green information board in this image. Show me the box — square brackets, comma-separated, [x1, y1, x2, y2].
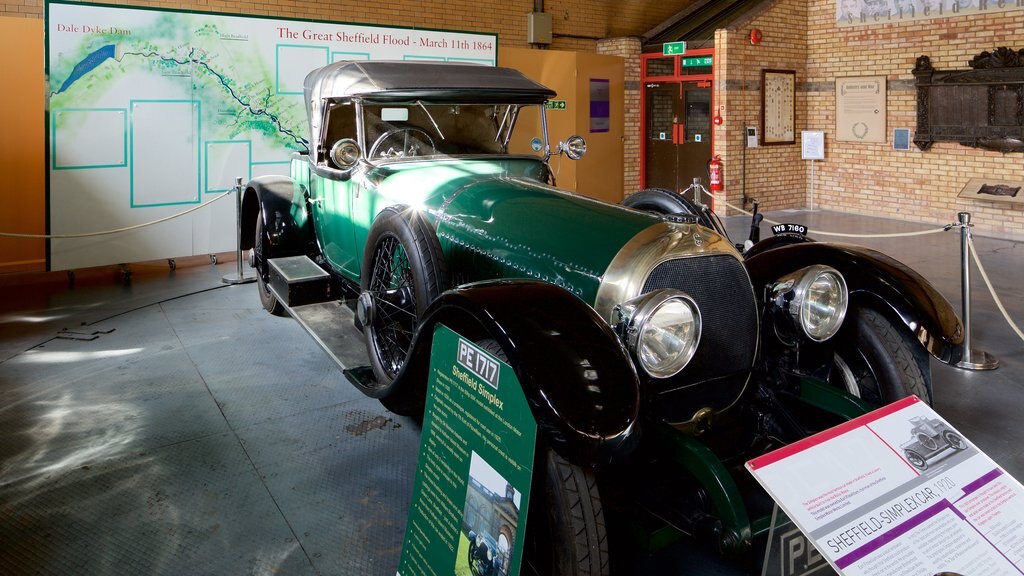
[546, 100, 567, 110]
[681, 56, 713, 67]
[398, 324, 537, 576]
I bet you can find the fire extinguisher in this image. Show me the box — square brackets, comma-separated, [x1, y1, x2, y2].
[708, 155, 724, 192]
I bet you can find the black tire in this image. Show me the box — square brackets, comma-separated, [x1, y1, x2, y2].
[943, 431, 966, 451]
[476, 340, 608, 576]
[361, 206, 447, 389]
[254, 215, 286, 317]
[830, 307, 931, 406]
[621, 187, 716, 230]
[526, 448, 609, 576]
[905, 449, 928, 470]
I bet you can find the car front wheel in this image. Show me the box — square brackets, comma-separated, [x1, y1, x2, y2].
[360, 206, 447, 393]
[831, 307, 931, 406]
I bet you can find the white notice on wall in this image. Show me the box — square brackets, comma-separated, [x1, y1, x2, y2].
[747, 396, 1024, 576]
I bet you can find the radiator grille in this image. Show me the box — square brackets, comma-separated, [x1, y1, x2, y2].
[642, 254, 758, 390]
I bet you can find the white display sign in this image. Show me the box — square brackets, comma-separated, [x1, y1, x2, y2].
[802, 131, 825, 160]
[46, 1, 496, 270]
[748, 396, 1024, 576]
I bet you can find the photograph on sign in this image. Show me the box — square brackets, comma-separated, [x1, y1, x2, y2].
[457, 452, 521, 576]
[836, 76, 886, 143]
[748, 396, 1024, 576]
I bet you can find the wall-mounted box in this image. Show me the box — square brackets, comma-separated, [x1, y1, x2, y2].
[528, 12, 552, 45]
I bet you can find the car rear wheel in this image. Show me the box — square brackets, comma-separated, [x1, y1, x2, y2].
[253, 215, 286, 317]
[361, 206, 447, 392]
[475, 339, 609, 576]
[831, 307, 931, 406]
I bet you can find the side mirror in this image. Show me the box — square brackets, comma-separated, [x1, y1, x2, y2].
[558, 135, 587, 160]
[330, 138, 362, 172]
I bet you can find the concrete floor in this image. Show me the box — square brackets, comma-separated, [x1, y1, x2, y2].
[0, 210, 1021, 575]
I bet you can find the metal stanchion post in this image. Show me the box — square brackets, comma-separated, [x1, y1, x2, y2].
[954, 211, 998, 370]
[222, 176, 256, 285]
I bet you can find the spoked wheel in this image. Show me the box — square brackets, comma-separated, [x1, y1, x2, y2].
[830, 307, 931, 406]
[474, 339, 609, 576]
[253, 215, 286, 317]
[360, 206, 447, 396]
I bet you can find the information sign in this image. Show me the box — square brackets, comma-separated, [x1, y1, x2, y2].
[546, 100, 567, 110]
[748, 396, 1024, 576]
[398, 325, 537, 576]
[663, 41, 687, 55]
[681, 56, 713, 67]
[802, 131, 825, 160]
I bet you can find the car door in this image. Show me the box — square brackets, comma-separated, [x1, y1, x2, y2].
[308, 171, 361, 281]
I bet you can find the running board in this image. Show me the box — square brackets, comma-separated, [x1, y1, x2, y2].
[267, 276, 377, 389]
[268, 256, 332, 307]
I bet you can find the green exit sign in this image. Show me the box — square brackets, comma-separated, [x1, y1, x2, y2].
[663, 41, 686, 55]
[681, 56, 713, 67]
[546, 100, 567, 110]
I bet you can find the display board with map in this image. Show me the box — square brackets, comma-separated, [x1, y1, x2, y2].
[46, 1, 497, 270]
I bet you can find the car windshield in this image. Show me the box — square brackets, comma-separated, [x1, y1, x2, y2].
[362, 103, 545, 160]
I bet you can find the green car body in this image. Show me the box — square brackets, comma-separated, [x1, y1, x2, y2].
[240, 60, 964, 572]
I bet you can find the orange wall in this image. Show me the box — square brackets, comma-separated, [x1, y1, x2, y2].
[0, 16, 45, 273]
[501, 47, 625, 203]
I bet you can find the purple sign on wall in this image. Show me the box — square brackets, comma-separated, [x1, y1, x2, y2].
[589, 79, 609, 133]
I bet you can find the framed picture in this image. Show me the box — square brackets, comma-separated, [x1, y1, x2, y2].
[761, 69, 796, 145]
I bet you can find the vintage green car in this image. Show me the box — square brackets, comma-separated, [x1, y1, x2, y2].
[240, 61, 963, 575]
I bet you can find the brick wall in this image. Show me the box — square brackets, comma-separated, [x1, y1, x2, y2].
[598, 36, 642, 195]
[716, 0, 1024, 238]
[714, 0, 808, 215]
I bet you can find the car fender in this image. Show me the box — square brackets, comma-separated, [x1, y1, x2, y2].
[391, 280, 641, 468]
[240, 175, 313, 254]
[744, 242, 964, 363]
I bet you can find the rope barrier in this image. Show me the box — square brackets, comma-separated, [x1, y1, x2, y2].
[693, 185, 1021, 349]
[0, 190, 233, 239]
[718, 197, 948, 239]
[968, 236, 1024, 344]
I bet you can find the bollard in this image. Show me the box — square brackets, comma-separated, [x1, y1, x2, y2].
[954, 212, 998, 370]
[222, 176, 257, 286]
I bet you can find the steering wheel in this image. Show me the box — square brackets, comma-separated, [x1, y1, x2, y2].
[369, 127, 436, 158]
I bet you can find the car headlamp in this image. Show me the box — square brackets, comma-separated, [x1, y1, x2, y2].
[613, 289, 701, 378]
[769, 264, 848, 342]
[330, 138, 361, 169]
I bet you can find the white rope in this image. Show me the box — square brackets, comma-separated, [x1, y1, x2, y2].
[718, 198, 949, 239]
[0, 190, 233, 239]
[968, 236, 1024, 344]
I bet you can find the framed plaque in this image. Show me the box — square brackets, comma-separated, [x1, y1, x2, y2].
[761, 69, 796, 145]
[836, 76, 886, 143]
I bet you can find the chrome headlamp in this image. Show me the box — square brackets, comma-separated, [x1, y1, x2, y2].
[613, 289, 702, 378]
[769, 265, 848, 342]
